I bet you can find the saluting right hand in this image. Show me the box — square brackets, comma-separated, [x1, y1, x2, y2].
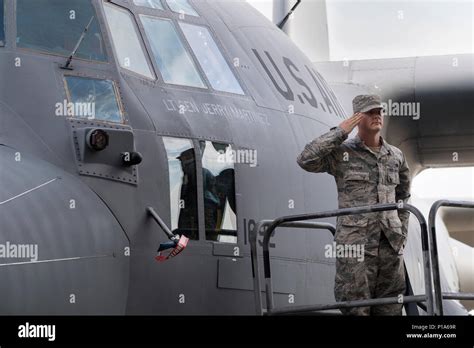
[338, 113, 364, 135]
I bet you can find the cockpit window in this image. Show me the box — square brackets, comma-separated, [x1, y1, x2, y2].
[0, 0, 4, 46]
[163, 137, 199, 240]
[180, 23, 245, 95]
[140, 15, 205, 88]
[200, 141, 237, 243]
[103, 3, 154, 79]
[64, 76, 123, 123]
[16, 0, 107, 62]
[166, 0, 199, 17]
[133, 0, 164, 10]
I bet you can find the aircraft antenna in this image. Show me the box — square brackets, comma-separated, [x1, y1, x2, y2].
[277, 0, 302, 29]
[61, 16, 95, 70]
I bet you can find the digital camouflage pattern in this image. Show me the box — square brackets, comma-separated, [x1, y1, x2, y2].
[334, 232, 405, 315]
[352, 94, 384, 113]
[297, 126, 411, 315]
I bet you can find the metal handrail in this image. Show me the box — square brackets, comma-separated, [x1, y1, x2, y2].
[428, 200, 474, 315]
[442, 292, 474, 300]
[249, 220, 335, 315]
[250, 202, 435, 315]
[269, 295, 427, 315]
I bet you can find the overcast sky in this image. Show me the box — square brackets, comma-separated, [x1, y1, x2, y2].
[247, 0, 473, 60]
[412, 167, 474, 200]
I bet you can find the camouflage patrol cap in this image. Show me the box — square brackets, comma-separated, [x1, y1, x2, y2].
[352, 94, 383, 113]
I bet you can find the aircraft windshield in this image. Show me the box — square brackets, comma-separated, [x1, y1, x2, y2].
[103, 3, 154, 79]
[166, 0, 199, 17]
[16, 0, 107, 62]
[140, 15, 205, 88]
[180, 23, 244, 95]
[133, 0, 164, 10]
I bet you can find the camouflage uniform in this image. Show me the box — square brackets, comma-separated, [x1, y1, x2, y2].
[296, 126, 411, 315]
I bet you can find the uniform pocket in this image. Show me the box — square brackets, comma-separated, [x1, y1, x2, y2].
[387, 170, 400, 184]
[336, 216, 369, 245]
[388, 216, 402, 227]
[388, 216, 404, 236]
[344, 171, 370, 195]
[335, 226, 368, 245]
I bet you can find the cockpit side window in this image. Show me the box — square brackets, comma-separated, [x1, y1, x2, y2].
[16, 0, 107, 62]
[0, 0, 4, 46]
[200, 141, 237, 243]
[133, 0, 164, 10]
[103, 3, 154, 79]
[180, 23, 245, 95]
[163, 137, 199, 240]
[140, 15, 206, 88]
[64, 76, 123, 123]
[166, 0, 199, 17]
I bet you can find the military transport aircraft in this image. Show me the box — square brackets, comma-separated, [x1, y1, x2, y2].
[0, 0, 471, 315]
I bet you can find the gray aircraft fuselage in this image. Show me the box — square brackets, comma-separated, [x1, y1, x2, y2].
[0, 0, 464, 315]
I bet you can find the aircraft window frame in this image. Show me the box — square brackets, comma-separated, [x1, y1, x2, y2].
[63, 75, 125, 124]
[139, 14, 207, 89]
[15, 0, 108, 62]
[133, 0, 164, 10]
[162, 136, 200, 241]
[199, 140, 237, 244]
[179, 22, 245, 95]
[103, 2, 155, 80]
[166, 0, 199, 17]
[0, 0, 4, 46]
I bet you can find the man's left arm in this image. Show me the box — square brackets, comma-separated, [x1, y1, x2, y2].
[396, 152, 411, 234]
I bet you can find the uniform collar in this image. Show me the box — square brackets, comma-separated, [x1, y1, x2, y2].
[354, 133, 392, 156]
